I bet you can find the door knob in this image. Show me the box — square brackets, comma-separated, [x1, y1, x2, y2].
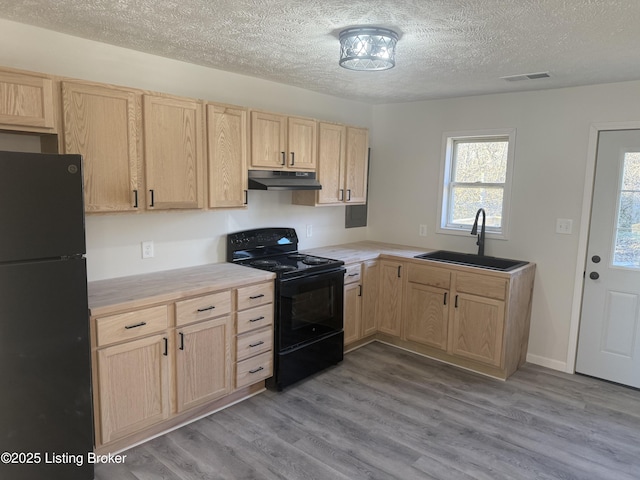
[589, 272, 600, 280]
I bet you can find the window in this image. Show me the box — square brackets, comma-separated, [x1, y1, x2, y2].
[613, 151, 640, 268]
[438, 129, 515, 239]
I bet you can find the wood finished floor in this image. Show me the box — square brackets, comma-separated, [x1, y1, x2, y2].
[95, 342, 640, 480]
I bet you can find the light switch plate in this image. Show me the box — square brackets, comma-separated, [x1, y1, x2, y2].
[142, 241, 154, 258]
[556, 218, 573, 235]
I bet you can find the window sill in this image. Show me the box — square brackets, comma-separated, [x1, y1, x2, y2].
[436, 226, 508, 241]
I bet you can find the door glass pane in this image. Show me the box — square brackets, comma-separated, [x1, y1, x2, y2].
[613, 152, 640, 267]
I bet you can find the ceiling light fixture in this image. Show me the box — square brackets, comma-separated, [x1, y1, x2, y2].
[339, 27, 398, 71]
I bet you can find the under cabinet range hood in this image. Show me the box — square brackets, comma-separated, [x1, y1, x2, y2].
[248, 170, 322, 191]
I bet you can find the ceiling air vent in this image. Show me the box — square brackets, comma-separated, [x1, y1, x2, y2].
[501, 72, 550, 82]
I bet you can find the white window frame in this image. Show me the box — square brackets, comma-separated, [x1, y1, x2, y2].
[436, 128, 516, 240]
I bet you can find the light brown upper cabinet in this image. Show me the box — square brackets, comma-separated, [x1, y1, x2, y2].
[62, 81, 142, 212]
[292, 124, 369, 206]
[143, 94, 204, 209]
[250, 111, 316, 171]
[0, 69, 55, 132]
[206, 104, 248, 208]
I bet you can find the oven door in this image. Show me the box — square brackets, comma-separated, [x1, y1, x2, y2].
[278, 268, 345, 351]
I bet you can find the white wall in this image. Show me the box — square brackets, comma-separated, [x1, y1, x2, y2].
[369, 81, 640, 370]
[0, 19, 372, 282]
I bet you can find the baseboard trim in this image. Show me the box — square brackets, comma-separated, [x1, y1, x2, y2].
[526, 353, 568, 372]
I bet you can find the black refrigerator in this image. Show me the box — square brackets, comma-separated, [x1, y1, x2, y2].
[0, 151, 93, 479]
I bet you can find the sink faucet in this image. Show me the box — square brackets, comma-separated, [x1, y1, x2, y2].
[470, 208, 486, 256]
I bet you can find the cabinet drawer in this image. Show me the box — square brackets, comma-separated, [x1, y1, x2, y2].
[408, 263, 451, 289]
[237, 304, 274, 335]
[236, 326, 273, 361]
[96, 305, 168, 346]
[237, 282, 274, 311]
[236, 351, 273, 389]
[344, 263, 362, 284]
[176, 291, 231, 326]
[455, 272, 507, 300]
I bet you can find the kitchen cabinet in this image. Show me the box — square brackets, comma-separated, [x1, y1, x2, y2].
[361, 260, 379, 337]
[250, 110, 316, 171]
[396, 260, 534, 378]
[0, 68, 55, 132]
[94, 305, 170, 445]
[377, 260, 405, 337]
[292, 123, 370, 206]
[175, 292, 233, 412]
[343, 263, 363, 346]
[344, 260, 379, 349]
[206, 103, 248, 208]
[62, 81, 142, 212]
[143, 94, 204, 209]
[89, 265, 275, 454]
[235, 282, 274, 389]
[449, 271, 507, 367]
[404, 264, 451, 351]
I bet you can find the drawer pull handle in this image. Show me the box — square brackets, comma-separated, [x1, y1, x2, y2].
[249, 341, 265, 348]
[348, 273, 359, 277]
[197, 305, 215, 312]
[124, 321, 147, 329]
[249, 366, 264, 374]
[179, 332, 185, 350]
[249, 294, 265, 300]
[250, 316, 265, 323]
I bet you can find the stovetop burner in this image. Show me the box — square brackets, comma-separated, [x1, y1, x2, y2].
[302, 256, 329, 265]
[271, 265, 297, 272]
[250, 259, 279, 267]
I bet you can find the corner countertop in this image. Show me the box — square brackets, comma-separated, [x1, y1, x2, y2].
[302, 241, 431, 264]
[88, 263, 275, 317]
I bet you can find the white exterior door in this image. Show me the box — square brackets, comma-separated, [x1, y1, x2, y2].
[576, 129, 640, 387]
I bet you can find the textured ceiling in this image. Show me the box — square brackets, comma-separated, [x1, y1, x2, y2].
[1, 0, 640, 104]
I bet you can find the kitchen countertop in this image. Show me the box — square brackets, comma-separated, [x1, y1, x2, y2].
[88, 263, 275, 317]
[302, 241, 431, 264]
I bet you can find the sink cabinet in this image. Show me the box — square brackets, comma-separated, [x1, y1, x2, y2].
[373, 257, 535, 380]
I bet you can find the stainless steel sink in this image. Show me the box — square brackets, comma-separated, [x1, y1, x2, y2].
[414, 250, 528, 271]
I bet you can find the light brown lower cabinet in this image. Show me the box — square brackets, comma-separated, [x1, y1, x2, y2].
[366, 258, 535, 380]
[91, 280, 274, 453]
[97, 333, 170, 445]
[344, 261, 379, 348]
[175, 316, 233, 412]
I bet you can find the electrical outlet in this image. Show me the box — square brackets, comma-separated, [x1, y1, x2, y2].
[419, 224, 428, 237]
[556, 219, 573, 235]
[141, 241, 154, 259]
[306, 224, 313, 237]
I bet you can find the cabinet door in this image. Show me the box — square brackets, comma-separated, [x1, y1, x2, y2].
[206, 104, 248, 208]
[344, 281, 362, 345]
[62, 82, 141, 212]
[144, 94, 204, 209]
[176, 316, 232, 412]
[317, 122, 346, 204]
[361, 260, 379, 337]
[345, 127, 369, 204]
[377, 260, 404, 337]
[287, 116, 317, 170]
[404, 283, 449, 351]
[0, 70, 54, 130]
[97, 333, 170, 445]
[250, 111, 287, 169]
[450, 293, 505, 367]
